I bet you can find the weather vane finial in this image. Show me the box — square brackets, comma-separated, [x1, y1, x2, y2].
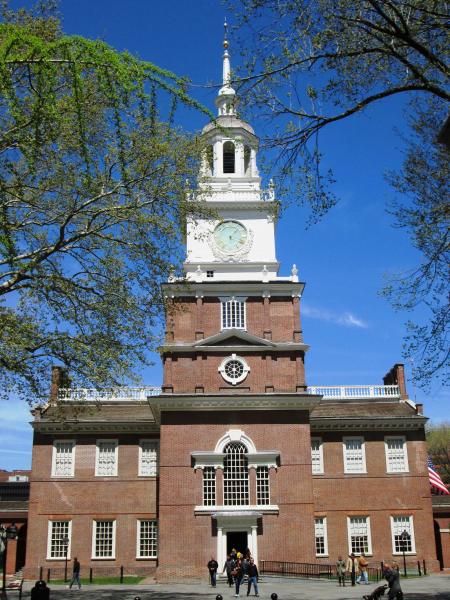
[224, 18, 229, 49]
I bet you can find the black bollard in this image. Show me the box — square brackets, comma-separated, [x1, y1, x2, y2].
[271, 594, 278, 600]
[215, 595, 223, 600]
[134, 597, 141, 600]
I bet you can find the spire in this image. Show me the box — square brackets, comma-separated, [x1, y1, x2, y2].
[216, 18, 236, 116]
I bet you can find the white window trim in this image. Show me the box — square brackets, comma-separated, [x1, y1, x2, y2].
[343, 436, 367, 474]
[219, 296, 247, 331]
[347, 516, 373, 556]
[218, 353, 250, 385]
[91, 520, 116, 560]
[390, 515, 416, 555]
[385, 436, 409, 473]
[311, 437, 324, 475]
[95, 439, 118, 477]
[51, 440, 75, 477]
[136, 519, 158, 559]
[46, 520, 72, 560]
[138, 439, 159, 477]
[256, 466, 271, 506]
[315, 516, 329, 557]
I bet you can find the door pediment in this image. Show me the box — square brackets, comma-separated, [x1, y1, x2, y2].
[194, 329, 275, 348]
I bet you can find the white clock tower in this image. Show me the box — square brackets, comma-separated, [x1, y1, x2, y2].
[184, 24, 297, 284]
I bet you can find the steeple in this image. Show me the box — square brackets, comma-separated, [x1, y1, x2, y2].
[216, 19, 236, 116]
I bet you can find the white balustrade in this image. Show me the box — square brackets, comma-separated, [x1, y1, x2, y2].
[58, 384, 400, 402]
[307, 385, 400, 399]
[57, 387, 162, 402]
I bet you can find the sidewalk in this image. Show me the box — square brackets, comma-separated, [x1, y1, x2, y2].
[21, 573, 450, 600]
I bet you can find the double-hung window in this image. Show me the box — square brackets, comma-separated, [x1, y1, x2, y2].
[95, 440, 118, 476]
[137, 520, 158, 558]
[221, 297, 246, 330]
[314, 517, 328, 556]
[385, 437, 408, 473]
[52, 440, 75, 477]
[92, 520, 115, 559]
[139, 440, 159, 476]
[348, 516, 372, 555]
[391, 516, 415, 554]
[311, 438, 324, 474]
[343, 437, 366, 473]
[256, 466, 270, 505]
[47, 520, 71, 559]
[203, 467, 216, 506]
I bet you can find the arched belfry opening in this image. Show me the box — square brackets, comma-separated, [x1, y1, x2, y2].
[244, 145, 251, 176]
[223, 141, 235, 173]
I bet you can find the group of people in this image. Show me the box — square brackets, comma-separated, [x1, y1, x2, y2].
[336, 553, 403, 600]
[208, 548, 259, 597]
[336, 552, 370, 586]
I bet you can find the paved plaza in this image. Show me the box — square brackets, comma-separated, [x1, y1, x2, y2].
[20, 574, 450, 599]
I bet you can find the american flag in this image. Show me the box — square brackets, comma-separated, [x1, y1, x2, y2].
[428, 457, 449, 495]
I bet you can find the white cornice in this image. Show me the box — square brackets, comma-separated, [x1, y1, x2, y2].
[195, 506, 279, 517]
[310, 416, 427, 431]
[162, 280, 305, 298]
[149, 393, 319, 423]
[32, 421, 159, 434]
[161, 343, 309, 354]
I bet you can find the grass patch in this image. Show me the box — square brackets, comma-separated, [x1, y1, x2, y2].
[49, 576, 145, 585]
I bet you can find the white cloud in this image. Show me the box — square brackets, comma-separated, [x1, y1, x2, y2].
[302, 304, 368, 329]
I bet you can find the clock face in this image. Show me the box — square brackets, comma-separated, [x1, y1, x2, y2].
[213, 221, 248, 254]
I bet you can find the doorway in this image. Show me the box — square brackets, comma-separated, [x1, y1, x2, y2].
[227, 531, 248, 556]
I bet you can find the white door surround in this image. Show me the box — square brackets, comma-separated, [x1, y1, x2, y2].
[214, 511, 260, 570]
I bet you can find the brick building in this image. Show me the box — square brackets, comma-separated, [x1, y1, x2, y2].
[23, 35, 439, 581]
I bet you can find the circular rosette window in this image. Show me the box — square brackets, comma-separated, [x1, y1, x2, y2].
[218, 353, 250, 385]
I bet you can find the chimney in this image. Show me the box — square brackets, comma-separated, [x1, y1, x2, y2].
[49, 366, 69, 405]
[383, 363, 408, 400]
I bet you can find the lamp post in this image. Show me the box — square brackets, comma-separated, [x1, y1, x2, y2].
[400, 529, 409, 578]
[62, 534, 70, 582]
[1, 523, 18, 599]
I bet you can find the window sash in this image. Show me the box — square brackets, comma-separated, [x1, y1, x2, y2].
[203, 467, 216, 506]
[47, 520, 71, 559]
[385, 437, 408, 473]
[256, 466, 270, 505]
[348, 516, 371, 555]
[95, 440, 118, 476]
[92, 520, 115, 558]
[391, 516, 415, 554]
[223, 442, 249, 506]
[221, 300, 246, 330]
[52, 441, 75, 477]
[311, 438, 324, 474]
[343, 437, 366, 473]
[314, 517, 328, 556]
[137, 520, 158, 558]
[139, 440, 159, 476]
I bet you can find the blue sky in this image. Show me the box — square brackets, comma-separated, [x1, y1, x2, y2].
[0, 0, 448, 471]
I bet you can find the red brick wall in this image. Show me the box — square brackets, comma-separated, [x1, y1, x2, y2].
[24, 432, 158, 579]
[433, 513, 450, 568]
[311, 431, 439, 570]
[166, 296, 301, 343]
[157, 410, 316, 580]
[164, 351, 305, 394]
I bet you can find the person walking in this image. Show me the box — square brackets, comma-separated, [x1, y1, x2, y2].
[207, 556, 219, 587]
[234, 558, 245, 597]
[345, 552, 359, 586]
[224, 554, 235, 587]
[384, 563, 404, 600]
[336, 555, 346, 586]
[246, 557, 259, 597]
[357, 552, 370, 584]
[69, 557, 81, 589]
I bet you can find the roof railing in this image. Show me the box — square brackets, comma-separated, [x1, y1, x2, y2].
[57, 384, 400, 402]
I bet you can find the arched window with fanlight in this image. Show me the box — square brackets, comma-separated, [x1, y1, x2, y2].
[223, 441, 249, 505]
[223, 141, 235, 174]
